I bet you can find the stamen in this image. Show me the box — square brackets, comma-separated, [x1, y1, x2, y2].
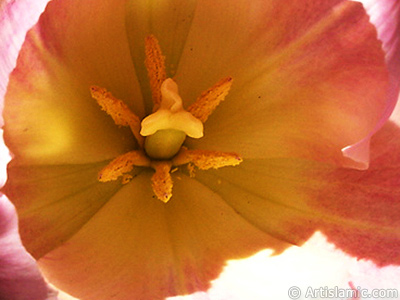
[90, 86, 144, 146]
[145, 35, 167, 111]
[188, 77, 233, 123]
[151, 161, 173, 203]
[98, 150, 151, 182]
[94, 35, 240, 203]
[173, 148, 242, 171]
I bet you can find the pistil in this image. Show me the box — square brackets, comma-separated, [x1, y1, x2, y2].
[140, 78, 203, 159]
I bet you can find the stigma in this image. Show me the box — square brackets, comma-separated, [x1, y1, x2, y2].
[90, 35, 241, 203]
[140, 78, 203, 159]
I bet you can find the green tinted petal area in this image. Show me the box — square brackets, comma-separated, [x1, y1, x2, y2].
[3, 0, 142, 166]
[3, 160, 131, 259]
[194, 159, 322, 244]
[125, 0, 198, 114]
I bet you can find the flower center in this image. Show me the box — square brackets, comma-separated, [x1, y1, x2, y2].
[140, 78, 203, 160]
[90, 35, 242, 202]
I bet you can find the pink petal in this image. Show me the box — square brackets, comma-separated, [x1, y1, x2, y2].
[0, 0, 50, 126]
[342, 0, 400, 168]
[311, 119, 400, 266]
[0, 2, 55, 292]
[0, 195, 53, 300]
[176, 0, 389, 167]
[193, 121, 400, 267]
[1, 2, 57, 297]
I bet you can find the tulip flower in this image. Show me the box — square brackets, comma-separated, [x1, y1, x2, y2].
[1, 0, 400, 299]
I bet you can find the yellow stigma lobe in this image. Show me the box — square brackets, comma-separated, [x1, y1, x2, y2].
[145, 35, 167, 111]
[90, 86, 144, 146]
[188, 77, 233, 123]
[151, 161, 173, 203]
[140, 78, 204, 139]
[98, 150, 150, 182]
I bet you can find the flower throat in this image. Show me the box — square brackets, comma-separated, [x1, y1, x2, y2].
[90, 35, 242, 202]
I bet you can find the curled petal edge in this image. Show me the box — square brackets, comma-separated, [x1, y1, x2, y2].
[0, 0, 51, 126]
[343, 0, 400, 169]
[0, 1, 55, 298]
